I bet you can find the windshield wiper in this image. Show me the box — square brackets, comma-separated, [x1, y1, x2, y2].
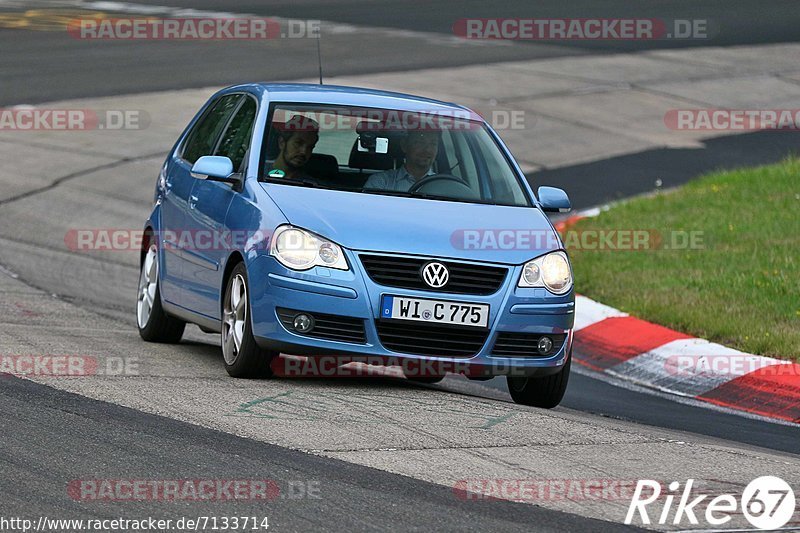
[361, 188, 415, 197]
[262, 177, 329, 189]
[362, 188, 500, 205]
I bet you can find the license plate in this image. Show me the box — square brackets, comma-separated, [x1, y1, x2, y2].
[380, 295, 489, 328]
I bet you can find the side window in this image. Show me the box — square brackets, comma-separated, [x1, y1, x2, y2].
[182, 94, 241, 164]
[215, 96, 257, 172]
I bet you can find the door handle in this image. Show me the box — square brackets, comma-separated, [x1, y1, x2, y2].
[189, 194, 198, 209]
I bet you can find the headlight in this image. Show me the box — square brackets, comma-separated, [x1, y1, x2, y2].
[518, 251, 572, 294]
[270, 225, 349, 271]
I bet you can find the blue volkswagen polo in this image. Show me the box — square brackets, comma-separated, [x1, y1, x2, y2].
[137, 83, 575, 407]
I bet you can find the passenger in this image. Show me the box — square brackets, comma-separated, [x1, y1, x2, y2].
[267, 115, 319, 181]
[363, 130, 440, 191]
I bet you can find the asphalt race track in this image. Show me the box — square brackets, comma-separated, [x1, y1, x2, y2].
[1, 376, 628, 532]
[1, 1, 799, 531]
[3, 0, 800, 104]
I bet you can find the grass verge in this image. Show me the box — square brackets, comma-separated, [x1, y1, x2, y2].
[567, 157, 800, 361]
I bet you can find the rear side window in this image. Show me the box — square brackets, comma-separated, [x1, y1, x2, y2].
[182, 94, 241, 164]
[215, 96, 257, 172]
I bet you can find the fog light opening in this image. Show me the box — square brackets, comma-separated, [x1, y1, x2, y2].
[293, 313, 315, 334]
[537, 336, 553, 355]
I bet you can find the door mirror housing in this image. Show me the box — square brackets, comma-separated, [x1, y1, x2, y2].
[537, 186, 572, 213]
[191, 156, 238, 184]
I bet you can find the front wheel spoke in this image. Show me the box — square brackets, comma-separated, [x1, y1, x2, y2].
[224, 330, 236, 354]
[232, 335, 241, 354]
[137, 247, 159, 330]
[224, 273, 248, 362]
[138, 299, 150, 325]
[145, 283, 155, 306]
[145, 251, 157, 281]
[222, 311, 234, 329]
[233, 321, 244, 351]
[231, 278, 242, 310]
[235, 294, 246, 316]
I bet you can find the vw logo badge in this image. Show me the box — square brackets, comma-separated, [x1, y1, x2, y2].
[421, 262, 449, 288]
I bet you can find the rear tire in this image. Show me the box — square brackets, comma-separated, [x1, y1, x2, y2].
[506, 354, 571, 408]
[137, 243, 185, 343]
[221, 262, 275, 379]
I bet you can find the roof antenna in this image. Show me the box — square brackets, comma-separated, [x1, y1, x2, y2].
[316, 29, 324, 85]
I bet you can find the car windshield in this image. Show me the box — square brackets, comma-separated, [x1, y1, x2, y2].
[260, 104, 531, 207]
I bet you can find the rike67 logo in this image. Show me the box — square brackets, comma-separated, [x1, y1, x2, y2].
[625, 476, 796, 529]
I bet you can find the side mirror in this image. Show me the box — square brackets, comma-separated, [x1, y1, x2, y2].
[537, 186, 571, 213]
[191, 156, 237, 184]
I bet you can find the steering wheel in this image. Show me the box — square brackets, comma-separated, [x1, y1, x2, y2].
[407, 173, 470, 194]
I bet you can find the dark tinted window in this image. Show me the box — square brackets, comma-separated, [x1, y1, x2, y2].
[215, 96, 257, 172]
[182, 94, 241, 164]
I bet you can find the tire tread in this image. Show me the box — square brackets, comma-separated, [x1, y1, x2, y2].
[507, 355, 571, 408]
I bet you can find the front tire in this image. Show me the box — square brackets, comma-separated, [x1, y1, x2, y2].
[506, 354, 571, 408]
[137, 243, 185, 343]
[221, 262, 275, 378]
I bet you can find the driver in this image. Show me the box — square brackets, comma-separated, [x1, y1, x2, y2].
[363, 130, 440, 191]
[266, 115, 319, 181]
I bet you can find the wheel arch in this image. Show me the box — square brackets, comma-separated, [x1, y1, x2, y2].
[140, 225, 155, 267]
[220, 251, 246, 316]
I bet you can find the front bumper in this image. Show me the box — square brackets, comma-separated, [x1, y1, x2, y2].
[248, 249, 574, 378]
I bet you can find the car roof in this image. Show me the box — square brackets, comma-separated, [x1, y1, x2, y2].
[223, 82, 479, 118]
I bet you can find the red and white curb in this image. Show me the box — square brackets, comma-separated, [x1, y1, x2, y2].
[557, 212, 800, 424]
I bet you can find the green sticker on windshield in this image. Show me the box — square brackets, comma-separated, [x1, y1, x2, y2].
[268, 169, 285, 178]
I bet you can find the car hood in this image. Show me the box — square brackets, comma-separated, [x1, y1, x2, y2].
[261, 184, 561, 265]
